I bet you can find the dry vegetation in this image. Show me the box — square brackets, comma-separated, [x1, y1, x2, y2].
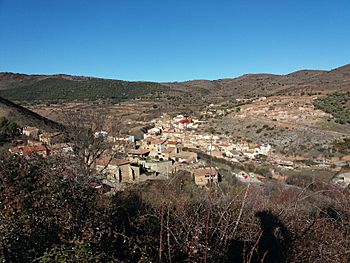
[205, 95, 350, 157]
[0, 153, 349, 262]
[1, 66, 350, 262]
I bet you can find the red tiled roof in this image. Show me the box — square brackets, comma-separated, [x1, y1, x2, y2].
[162, 147, 176, 154]
[177, 119, 192, 125]
[151, 139, 166, 145]
[10, 145, 47, 153]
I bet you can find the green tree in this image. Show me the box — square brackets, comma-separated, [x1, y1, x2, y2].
[0, 117, 21, 138]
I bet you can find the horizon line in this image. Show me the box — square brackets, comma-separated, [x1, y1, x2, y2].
[0, 63, 349, 83]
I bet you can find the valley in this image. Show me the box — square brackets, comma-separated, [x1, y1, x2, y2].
[1, 67, 350, 263]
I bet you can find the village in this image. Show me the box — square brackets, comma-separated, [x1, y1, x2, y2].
[7, 107, 350, 190]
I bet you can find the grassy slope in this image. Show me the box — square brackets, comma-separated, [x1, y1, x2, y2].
[314, 92, 350, 124]
[0, 77, 168, 102]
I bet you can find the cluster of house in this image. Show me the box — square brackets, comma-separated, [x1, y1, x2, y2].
[150, 114, 272, 160]
[8, 112, 349, 191]
[91, 114, 272, 187]
[8, 126, 72, 157]
[99, 112, 349, 187]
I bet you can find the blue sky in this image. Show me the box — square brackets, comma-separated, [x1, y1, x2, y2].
[0, 0, 349, 82]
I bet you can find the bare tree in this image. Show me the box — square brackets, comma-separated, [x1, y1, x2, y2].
[63, 110, 114, 175]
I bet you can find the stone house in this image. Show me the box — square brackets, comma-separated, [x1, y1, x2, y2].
[22, 126, 40, 139]
[127, 148, 151, 164]
[96, 157, 139, 183]
[161, 147, 178, 160]
[39, 132, 63, 146]
[192, 167, 219, 186]
[143, 160, 173, 175]
[142, 138, 167, 153]
[128, 148, 150, 158]
[171, 151, 197, 164]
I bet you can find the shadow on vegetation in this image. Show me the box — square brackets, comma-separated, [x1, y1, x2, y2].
[226, 210, 291, 263]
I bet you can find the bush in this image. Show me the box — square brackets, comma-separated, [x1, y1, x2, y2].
[0, 153, 349, 262]
[0, 117, 21, 138]
[0, 77, 167, 103]
[286, 174, 313, 188]
[255, 165, 272, 178]
[314, 92, 350, 124]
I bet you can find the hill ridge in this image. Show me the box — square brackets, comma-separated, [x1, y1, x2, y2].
[1, 63, 349, 84]
[0, 96, 65, 132]
[0, 63, 349, 103]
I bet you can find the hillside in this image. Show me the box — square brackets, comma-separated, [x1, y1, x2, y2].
[0, 72, 91, 90]
[0, 96, 65, 132]
[0, 64, 349, 104]
[166, 64, 350, 101]
[314, 92, 350, 124]
[0, 73, 169, 103]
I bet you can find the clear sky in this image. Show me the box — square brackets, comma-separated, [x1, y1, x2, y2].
[0, 0, 349, 82]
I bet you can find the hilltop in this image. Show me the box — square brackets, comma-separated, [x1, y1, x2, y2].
[0, 72, 91, 90]
[0, 64, 350, 104]
[165, 64, 350, 102]
[0, 73, 169, 103]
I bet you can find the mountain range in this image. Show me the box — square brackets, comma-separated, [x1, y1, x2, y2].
[0, 64, 349, 103]
[0, 64, 349, 133]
